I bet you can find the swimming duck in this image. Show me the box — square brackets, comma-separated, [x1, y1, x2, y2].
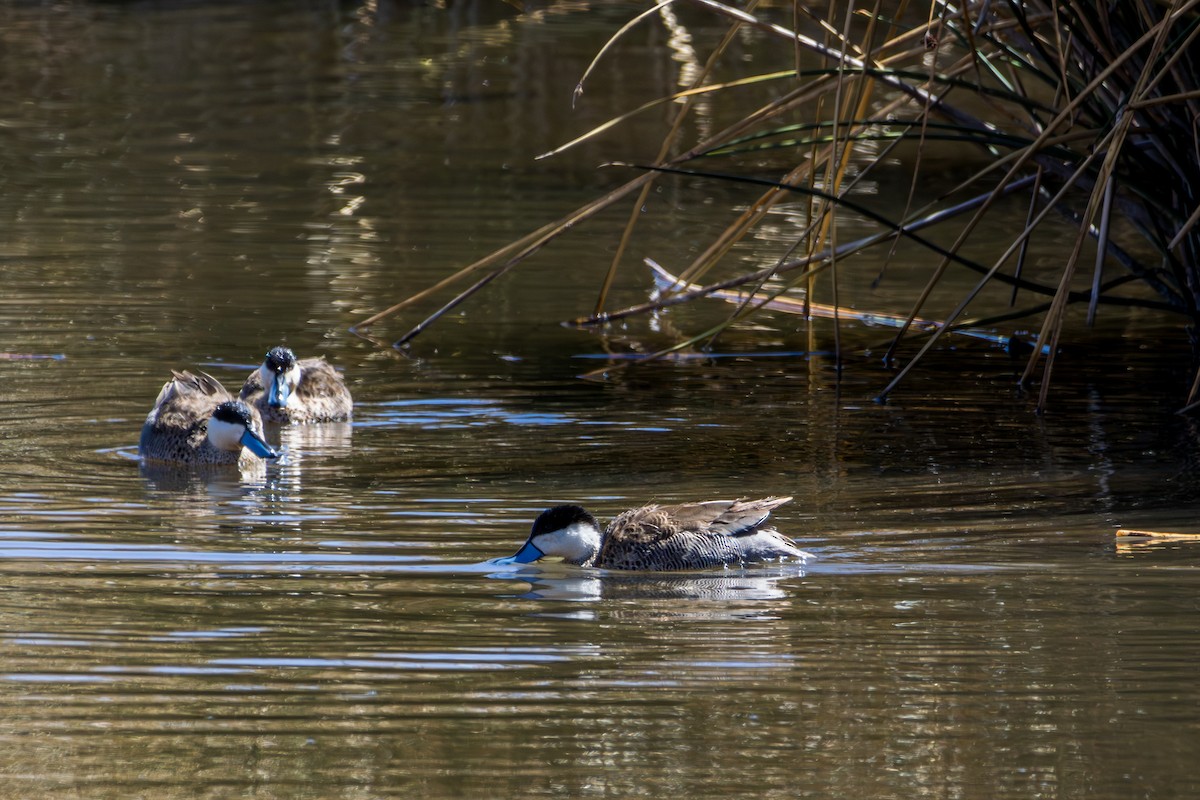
[240, 345, 353, 424]
[502, 496, 810, 570]
[140, 370, 278, 466]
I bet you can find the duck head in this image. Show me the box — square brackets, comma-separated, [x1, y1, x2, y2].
[208, 401, 278, 459]
[507, 505, 603, 565]
[259, 346, 301, 410]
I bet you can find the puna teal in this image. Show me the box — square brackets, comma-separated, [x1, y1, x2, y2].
[501, 497, 810, 570]
[240, 345, 353, 424]
[139, 370, 278, 466]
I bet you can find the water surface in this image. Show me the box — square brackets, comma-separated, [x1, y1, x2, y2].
[1, 2, 1199, 798]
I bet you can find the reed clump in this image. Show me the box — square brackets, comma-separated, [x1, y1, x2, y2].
[357, 1, 1200, 412]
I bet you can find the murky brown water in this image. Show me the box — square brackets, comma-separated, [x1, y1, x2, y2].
[1, 2, 1199, 798]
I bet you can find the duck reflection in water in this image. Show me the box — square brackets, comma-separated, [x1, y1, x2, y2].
[492, 569, 803, 606]
[240, 345, 353, 424]
[498, 497, 811, 571]
[139, 370, 278, 468]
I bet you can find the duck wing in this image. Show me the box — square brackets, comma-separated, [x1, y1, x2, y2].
[172, 370, 234, 401]
[658, 496, 792, 537]
[598, 497, 796, 570]
[151, 370, 232, 419]
[678, 497, 807, 564]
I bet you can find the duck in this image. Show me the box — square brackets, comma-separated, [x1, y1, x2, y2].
[240, 345, 353, 424]
[501, 496, 810, 570]
[139, 370, 278, 466]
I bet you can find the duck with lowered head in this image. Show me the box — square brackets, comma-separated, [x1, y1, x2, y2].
[499, 496, 810, 571]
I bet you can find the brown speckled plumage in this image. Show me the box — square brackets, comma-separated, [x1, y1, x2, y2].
[240, 354, 352, 424]
[513, 497, 809, 571]
[592, 498, 800, 570]
[139, 371, 268, 467]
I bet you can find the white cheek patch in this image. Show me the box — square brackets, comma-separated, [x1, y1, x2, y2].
[207, 417, 245, 452]
[537, 521, 601, 562]
[258, 364, 274, 390]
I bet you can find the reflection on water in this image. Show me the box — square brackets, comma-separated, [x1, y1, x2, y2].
[5, 354, 1200, 799]
[1, 537, 1196, 798]
[1, 2, 1200, 799]
[138, 459, 271, 492]
[7, 328, 1200, 788]
[492, 564, 804, 604]
[0, 530, 443, 570]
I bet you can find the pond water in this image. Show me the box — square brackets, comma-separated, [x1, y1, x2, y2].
[2, 2, 1199, 798]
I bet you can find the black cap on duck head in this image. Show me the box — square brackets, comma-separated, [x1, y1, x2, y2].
[264, 346, 297, 374]
[212, 400, 255, 428]
[531, 504, 596, 535]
